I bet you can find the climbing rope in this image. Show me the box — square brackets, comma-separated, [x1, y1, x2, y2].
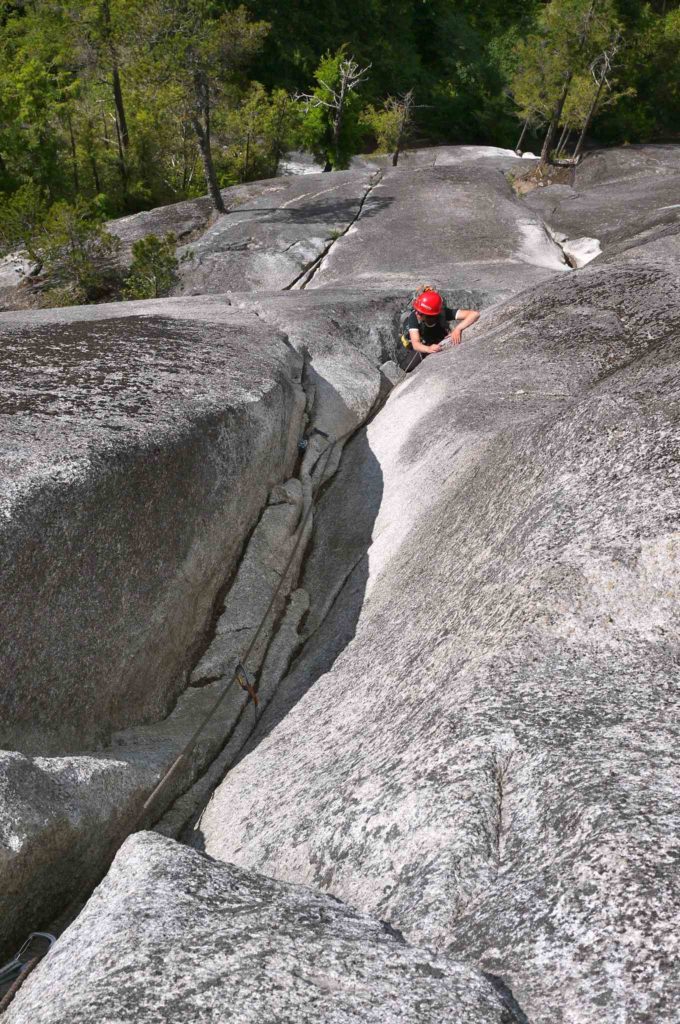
[139, 426, 339, 822]
[0, 429, 343, 1018]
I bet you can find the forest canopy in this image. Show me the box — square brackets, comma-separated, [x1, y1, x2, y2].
[0, 0, 677, 223]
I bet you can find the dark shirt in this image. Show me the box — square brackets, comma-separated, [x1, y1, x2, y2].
[407, 307, 459, 345]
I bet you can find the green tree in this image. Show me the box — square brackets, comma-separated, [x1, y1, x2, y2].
[536, 0, 623, 168]
[362, 90, 416, 166]
[122, 232, 178, 298]
[222, 84, 301, 183]
[298, 48, 370, 171]
[142, 0, 269, 212]
[0, 183, 49, 261]
[36, 199, 121, 301]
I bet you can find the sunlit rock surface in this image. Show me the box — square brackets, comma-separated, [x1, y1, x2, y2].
[2, 145, 679, 1024]
[195, 197, 680, 1022]
[4, 832, 516, 1024]
[0, 298, 303, 754]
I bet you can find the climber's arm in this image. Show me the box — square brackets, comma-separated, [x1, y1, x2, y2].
[449, 309, 480, 345]
[409, 329, 442, 354]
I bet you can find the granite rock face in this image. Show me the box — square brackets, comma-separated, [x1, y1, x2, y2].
[3, 145, 680, 1024]
[4, 832, 514, 1024]
[195, 256, 680, 1023]
[228, 288, 402, 441]
[0, 298, 304, 753]
[0, 170, 378, 309]
[308, 152, 569, 302]
[173, 169, 378, 295]
[524, 145, 680, 266]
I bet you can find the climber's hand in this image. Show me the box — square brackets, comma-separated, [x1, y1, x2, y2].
[451, 326, 463, 345]
[429, 343, 443, 353]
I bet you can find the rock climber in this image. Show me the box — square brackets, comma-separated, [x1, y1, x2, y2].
[397, 287, 480, 372]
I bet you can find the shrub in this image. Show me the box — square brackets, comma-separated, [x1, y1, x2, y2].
[122, 233, 178, 300]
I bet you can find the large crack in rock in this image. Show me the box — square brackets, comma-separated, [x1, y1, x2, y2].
[2, 145, 679, 1023]
[193, 259, 680, 1023]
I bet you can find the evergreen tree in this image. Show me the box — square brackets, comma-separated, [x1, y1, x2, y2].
[140, 0, 268, 212]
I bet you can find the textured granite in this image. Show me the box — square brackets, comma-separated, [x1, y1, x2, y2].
[523, 145, 680, 265]
[0, 298, 304, 752]
[196, 257, 680, 1024]
[308, 153, 569, 302]
[4, 832, 515, 1024]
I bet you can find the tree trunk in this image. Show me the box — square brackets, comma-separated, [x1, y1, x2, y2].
[515, 117, 530, 154]
[101, 0, 129, 151]
[112, 65, 129, 151]
[191, 72, 225, 213]
[323, 160, 332, 172]
[191, 118, 225, 213]
[331, 74, 349, 170]
[114, 112, 128, 195]
[90, 151, 102, 193]
[539, 72, 573, 169]
[67, 114, 80, 195]
[555, 122, 570, 157]
[573, 76, 606, 162]
[243, 131, 250, 183]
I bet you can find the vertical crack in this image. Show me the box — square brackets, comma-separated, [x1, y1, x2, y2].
[493, 750, 514, 867]
[283, 170, 384, 291]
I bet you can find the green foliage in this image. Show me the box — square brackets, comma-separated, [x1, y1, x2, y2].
[220, 83, 302, 183]
[36, 199, 122, 301]
[122, 233, 178, 299]
[0, 183, 49, 260]
[300, 48, 368, 170]
[0, 0, 677, 253]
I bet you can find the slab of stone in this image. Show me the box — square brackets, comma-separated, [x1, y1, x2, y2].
[308, 156, 569, 302]
[561, 236, 602, 267]
[0, 297, 304, 753]
[195, 259, 680, 1024]
[573, 144, 680, 187]
[4, 831, 513, 1024]
[228, 289, 402, 443]
[191, 478, 305, 685]
[0, 171, 376, 309]
[523, 145, 680, 260]
[174, 169, 377, 295]
[110, 194, 215, 250]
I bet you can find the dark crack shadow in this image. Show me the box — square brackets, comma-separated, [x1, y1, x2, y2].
[214, 427, 382, 771]
[483, 972, 533, 1024]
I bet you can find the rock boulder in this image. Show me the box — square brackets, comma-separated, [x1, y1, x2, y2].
[4, 831, 515, 1024]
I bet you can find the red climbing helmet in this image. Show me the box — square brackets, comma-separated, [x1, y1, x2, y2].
[413, 290, 443, 317]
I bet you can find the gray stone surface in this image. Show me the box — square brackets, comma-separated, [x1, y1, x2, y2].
[191, 478, 305, 684]
[0, 170, 377, 309]
[195, 257, 680, 1024]
[0, 297, 304, 753]
[3, 144, 680, 1024]
[228, 288, 401, 441]
[561, 236, 602, 267]
[4, 831, 513, 1024]
[174, 169, 377, 295]
[308, 153, 569, 302]
[524, 145, 680, 263]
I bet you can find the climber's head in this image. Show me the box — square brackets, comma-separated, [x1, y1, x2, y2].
[413, 290, 443, 326]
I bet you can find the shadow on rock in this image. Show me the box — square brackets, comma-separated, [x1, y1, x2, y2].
[221, 195, 393, 227]
[193, 427, 384, 835]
